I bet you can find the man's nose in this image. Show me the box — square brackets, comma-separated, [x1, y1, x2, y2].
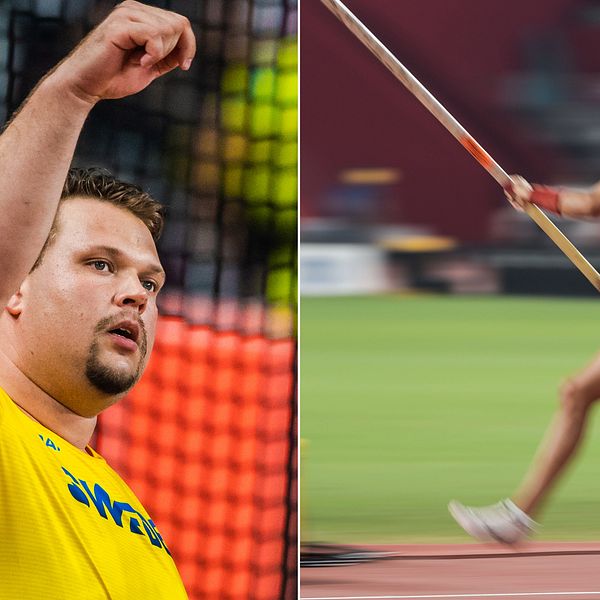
[113, 276, 148, 313]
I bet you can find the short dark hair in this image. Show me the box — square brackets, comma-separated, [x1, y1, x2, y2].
[31, 167, 164, 271]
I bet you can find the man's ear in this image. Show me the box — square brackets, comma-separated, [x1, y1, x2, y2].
[6, 281, 27, 317]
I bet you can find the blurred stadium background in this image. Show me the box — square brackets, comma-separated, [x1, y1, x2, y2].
[1, 1, 297, 598]
[301, 0, 600, 551]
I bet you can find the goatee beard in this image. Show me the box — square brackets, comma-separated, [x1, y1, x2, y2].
[85, 315, 147, 395]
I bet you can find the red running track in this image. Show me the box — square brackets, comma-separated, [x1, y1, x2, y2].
[300, 543, 600, 600]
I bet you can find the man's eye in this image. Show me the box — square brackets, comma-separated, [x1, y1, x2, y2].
[91, 260, 110, 271]
[142, 280, 157, 292]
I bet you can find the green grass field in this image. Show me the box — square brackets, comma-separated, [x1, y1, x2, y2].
[301, 295, 600, 543]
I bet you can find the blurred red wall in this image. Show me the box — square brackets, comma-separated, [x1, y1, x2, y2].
[301, 0, 577, 241]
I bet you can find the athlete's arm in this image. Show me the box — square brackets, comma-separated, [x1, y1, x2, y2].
[0, 0, 195, 307]
[560, 182, 600, 218]
[505, 174, 600, 218]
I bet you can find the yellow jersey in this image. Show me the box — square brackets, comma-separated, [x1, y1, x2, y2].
[0, 387, 188, 599]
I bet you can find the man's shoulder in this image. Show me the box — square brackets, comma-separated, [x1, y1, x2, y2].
[0, 385, 15, 424]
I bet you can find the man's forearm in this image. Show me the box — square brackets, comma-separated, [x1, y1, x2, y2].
[557, 186, 600, 219]
[0, 75, 93, 305]
[507, 175, 600, 219]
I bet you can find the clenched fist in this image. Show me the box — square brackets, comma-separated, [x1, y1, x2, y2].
[50, 1, 196, 104]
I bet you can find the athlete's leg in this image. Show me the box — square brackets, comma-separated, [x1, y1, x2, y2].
[512, 352, 600, 517]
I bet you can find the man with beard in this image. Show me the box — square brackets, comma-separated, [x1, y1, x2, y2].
[0, 2, 195, 597]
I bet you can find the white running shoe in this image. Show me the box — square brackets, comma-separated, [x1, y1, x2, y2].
[448, 499, 538, 544]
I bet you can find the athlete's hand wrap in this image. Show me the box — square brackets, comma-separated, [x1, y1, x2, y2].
[530, 185, 561, 215]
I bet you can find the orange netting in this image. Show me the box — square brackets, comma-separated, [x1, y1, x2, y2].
[97, 316, 297, 599]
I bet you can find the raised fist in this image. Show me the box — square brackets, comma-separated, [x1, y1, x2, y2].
[51, 1, 196, 104]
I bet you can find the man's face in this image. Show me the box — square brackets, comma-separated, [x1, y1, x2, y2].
[9, 196, 165, 416]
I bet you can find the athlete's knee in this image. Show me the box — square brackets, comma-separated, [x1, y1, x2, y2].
[559, 378, 597, 416]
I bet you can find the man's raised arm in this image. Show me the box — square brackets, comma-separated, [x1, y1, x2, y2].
[0, 0, 195, 306]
